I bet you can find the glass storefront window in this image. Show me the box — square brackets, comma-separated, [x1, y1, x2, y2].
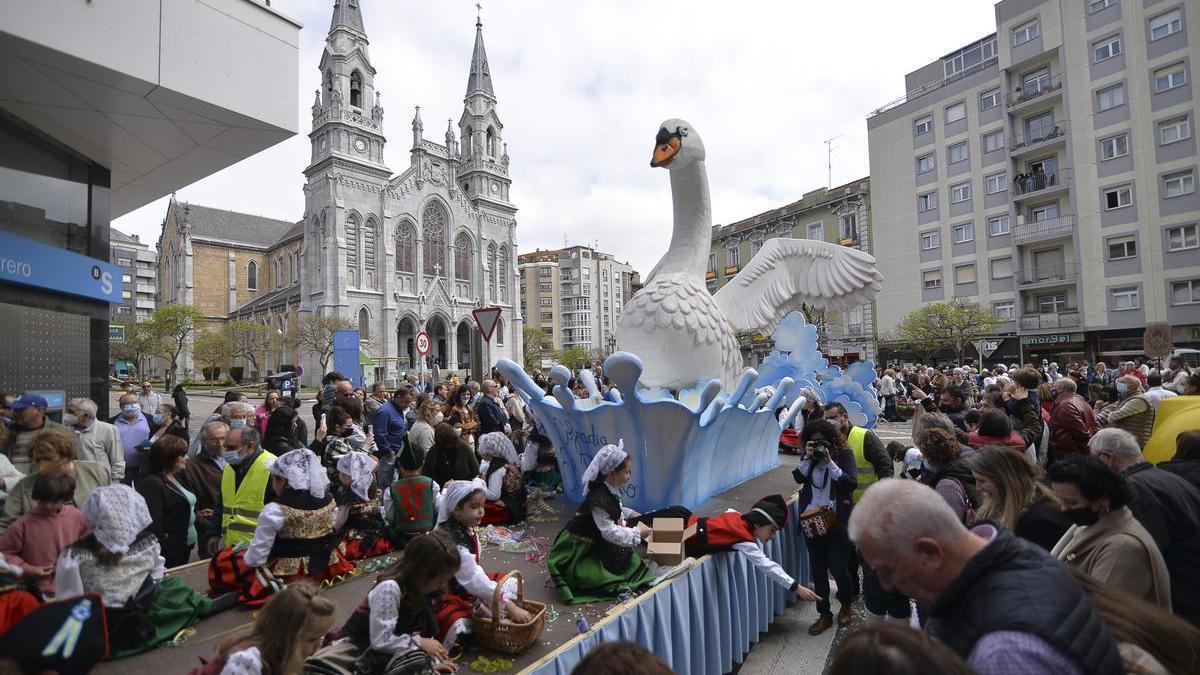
[0, 115, 91, 255]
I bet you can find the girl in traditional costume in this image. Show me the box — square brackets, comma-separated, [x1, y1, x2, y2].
[334, 451, 393, 560]
[547, 442, 657, 604]
[477, 432, 527, 525]
[384, 440, 440, 546]
[432, 479, 531, 647]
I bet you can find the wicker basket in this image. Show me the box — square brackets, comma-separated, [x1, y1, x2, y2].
[472, 570, 546, 654]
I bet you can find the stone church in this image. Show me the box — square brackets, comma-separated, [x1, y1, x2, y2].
[157, 0, 521, 385]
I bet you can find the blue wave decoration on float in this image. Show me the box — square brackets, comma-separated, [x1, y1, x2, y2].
[496, 311, 879, 510]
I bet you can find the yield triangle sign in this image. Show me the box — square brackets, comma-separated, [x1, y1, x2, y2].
[473, 306, 502, 342]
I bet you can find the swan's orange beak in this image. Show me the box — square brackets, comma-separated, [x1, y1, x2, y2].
[651, 136, 680, 168]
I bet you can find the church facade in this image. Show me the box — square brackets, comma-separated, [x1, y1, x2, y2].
[157, 1, 522, 385]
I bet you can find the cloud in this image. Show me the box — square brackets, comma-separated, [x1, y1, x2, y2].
[113, 0, 996, 276]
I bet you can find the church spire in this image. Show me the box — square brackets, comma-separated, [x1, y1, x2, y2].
[329, 0, 366, 36]
[465, 8, 495, 98]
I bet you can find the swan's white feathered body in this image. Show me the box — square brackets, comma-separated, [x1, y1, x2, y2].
[617, 118, 882, 392]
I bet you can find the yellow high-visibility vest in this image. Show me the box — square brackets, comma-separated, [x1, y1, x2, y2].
[848, 426, 873, 502]
[220, 450, 276, 547]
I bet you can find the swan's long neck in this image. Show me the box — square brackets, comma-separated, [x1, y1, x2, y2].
[654, 160, 711, 279]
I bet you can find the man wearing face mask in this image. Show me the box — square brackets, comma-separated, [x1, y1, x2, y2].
[215, 426, 276, 550]
[65, 398, 124, 482]
[1096, 375, 1154, 449]
[109, 392, 159, 484]
[1, 394, 67, 475]
[910, 384, 971, 433]
[179, 421, 228, 557]
[1088, 428, 1200, 624]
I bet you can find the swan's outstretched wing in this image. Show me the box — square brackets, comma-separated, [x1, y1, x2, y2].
[713, 238, 883, 334]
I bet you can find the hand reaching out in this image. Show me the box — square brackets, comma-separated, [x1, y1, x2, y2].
[419, 637, 449, 661]
[794, 585, 819, 602]
[505, 600, 532, 624]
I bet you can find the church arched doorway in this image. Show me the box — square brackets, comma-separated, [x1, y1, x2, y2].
[397, 317, 417, 370]
[456, 321, 481, 377]
[426, 315, 449, 369]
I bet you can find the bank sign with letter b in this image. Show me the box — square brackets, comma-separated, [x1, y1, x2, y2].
[0, 231, 122, 303]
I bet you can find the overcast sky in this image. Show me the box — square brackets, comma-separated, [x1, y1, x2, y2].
[113, 0, 998, 276]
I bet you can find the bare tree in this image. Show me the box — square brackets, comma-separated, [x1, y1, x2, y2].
[295, 315, 357, 372]
[228, 319, 272, 376]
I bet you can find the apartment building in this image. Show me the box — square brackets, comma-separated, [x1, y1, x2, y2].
[708, 178, 877, 366]
[868, 0, 1199, 366]
[518, 246, 636, 355]
[110, 228, 157, 323]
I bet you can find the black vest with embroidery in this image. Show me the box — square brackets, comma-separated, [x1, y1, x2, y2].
[342, 583, 439, 651]
[565, 484, 631, 574]
[437, 519, 479, 598]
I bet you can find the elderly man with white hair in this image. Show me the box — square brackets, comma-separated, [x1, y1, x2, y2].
[187, 400, 256, 458]
[1096, 375, 1154, 448]
[65, 397, 125, 481]
[848, 479, 1122, 675]
[1089, 428, 1200, 624]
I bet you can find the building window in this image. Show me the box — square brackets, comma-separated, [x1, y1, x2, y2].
[840, 214, 858, 241]
[1104, 184, 1133, 209]
[750, 238, 764, 256]
[990, 257, 1013, 279]
[992, 300, 1015, 320]
[1012, 20, 1040, 46]
[1154, 63, 1187, 93]
[358, 307, 370, 339]
[540, 312, 553, 321]
[920, 230, 940, 250]
[983, 130, 1005, 153]
[948, 141, 969, 164]
[247, 260, 258, 290]
[954, 264, 977, 285]
[980, 88, 1001, 110]
[946, 101, 967, 123]
[707, 253, 716, 272]
[1171, 279, 1200, 305]
[1089, 0, 1115, 13]
[1093, 35, 1121, 62]
[918, 191, 938, 212]
[914, 115, 933, 136]
[953, 223, 974, 243]
[1038, 293, 1067, 313]
[1163, 170, 1196, 198]
[117, 306, 132, 315]
[985, 173, 1007, 194]
[1022, 68, 1051, 96]
[582, 283, 590, 295]
[395, 221, 416, 274]
[539, 297, 552, 306]
[122, 290, 132, 299]
[452, 232, 472, 281]
[1107, 235, 1137, 260]
[1111, 286, 1140, 310]
[1167, 223, 1199, 251]
[121, 274, 132, 284]
[345, 213, 360, 286]
[916, 153, 935, 173]
[1150, 9, 1182, 41]
[499, 245, 510, 303]
[1096, 83, 1125, 112]
[1099, 133, 1129, 160]
[422, 203, 447, 276]
[1159, 116, 1191, 145]
[538, 282, 552, 292]
[943, 36, 997, 78]
[726, 245, 740, 268]
[117, 257, 133, 267]
[923, 269, 943, 289]
[806, 222, 823, 239]
[349, 70, 363, 108]
[495, 317, 504, 345]
[950, 182, 972, 203]
[988, 215, 1010, 236]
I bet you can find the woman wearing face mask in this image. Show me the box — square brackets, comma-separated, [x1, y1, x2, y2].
[407, 396, 442, 458]
[1048, 455, 1171, 608]
[447, 386, 479, 446]
[1, 429, 111, 532]
[310, 406, 357, 478]
[147, 404, 189, 445]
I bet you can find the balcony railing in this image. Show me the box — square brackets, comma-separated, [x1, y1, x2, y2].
[1008, 122, 1067, 153]
[1020, 311, 1080, 331]
[869, 56, 999, 118]
[1012, 167, 1070, 198]
[1017, 263, 1077, 287]
[1006, 73, 1063, 108]
[1013, 215, 1076, 244]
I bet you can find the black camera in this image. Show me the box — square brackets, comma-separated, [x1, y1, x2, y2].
[811, 440, 831, 461]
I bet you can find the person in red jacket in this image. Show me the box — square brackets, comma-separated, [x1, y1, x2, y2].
[1048, 378, 1097, 465]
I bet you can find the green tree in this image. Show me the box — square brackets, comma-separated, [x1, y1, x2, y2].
[148, 305, 206, 379]
[110, 321, 159, 376]
[193, 330, 234, 382]
[295, 314, 357, 372]
[556, 345, 590, 371]
[228, 319, 272, 376]
[522, 326, 554, 368]
[893, 297, 1004, 364]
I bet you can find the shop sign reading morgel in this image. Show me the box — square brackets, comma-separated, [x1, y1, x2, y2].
[0, 231, 123, 303]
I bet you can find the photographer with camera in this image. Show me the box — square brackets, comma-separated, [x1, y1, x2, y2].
[793, 419, 858, 636]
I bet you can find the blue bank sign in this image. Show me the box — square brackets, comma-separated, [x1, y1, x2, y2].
[0, 231, 123, 303]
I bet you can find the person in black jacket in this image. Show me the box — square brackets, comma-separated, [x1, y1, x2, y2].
[262, 406, 302, 456]
[1159, 431, 1200, 492]
[135, 435, 196, 567]
[474, 380, 508, 437]
[172, 384, 191, 429]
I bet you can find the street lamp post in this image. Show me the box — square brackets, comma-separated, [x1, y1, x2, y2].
[606, 332, 617, 356]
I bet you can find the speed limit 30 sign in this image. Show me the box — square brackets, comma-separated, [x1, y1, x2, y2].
[416, 331, 431, 356]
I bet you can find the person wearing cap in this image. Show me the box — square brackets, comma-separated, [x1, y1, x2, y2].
[1, 393, 67, 475]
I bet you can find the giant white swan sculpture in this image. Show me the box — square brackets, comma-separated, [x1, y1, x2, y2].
[616, 118, 883, 391]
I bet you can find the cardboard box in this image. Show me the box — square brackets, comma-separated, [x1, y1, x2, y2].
[644, 517, 697, 567]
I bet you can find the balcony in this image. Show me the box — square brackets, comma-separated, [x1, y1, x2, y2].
[1017, 263, 1077, 289]
[1009, 122, 1067, 157]
[724, 265, 740, 276]
[1006, 73, 1063, 112]
[1012, 167, 1070, 202]
[1013, 215, 1075, 245]
[706, 270, 717, 281]
[1020, 311, 1080, 331]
